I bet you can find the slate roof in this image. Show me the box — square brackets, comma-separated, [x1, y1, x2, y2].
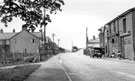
[0, 30, 52, 44]
[88, 39, 100, 44]
[0, 31, 44, 40]
[0, 33, 17, 40]
[32, 32, 43, 38]
[106, 7, 135, 25]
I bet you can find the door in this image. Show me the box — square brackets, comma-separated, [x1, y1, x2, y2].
[120, 37, 125, 58]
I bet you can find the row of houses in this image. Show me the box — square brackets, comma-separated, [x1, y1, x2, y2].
[99, 7, 135, 60]
[0, 26, 60, 62]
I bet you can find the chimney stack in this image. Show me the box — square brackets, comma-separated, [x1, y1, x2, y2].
[0, 29, 3, 33]
[13, 29, 15, 33]
[93, 35, 95, 40]
[39, 29, 42, 32]
[22, 26, 27, 31]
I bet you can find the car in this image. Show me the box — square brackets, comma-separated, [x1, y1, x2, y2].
[93, 50, 102, 58]
[91, 47, 103, 58]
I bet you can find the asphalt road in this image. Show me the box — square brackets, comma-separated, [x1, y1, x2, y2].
[60, 50, 135, 81]
[25, 50, 135, 81]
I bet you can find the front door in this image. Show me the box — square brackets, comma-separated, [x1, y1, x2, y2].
[120, 37, 125, 58]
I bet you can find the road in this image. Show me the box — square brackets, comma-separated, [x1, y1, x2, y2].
[25, 50, 135, 81]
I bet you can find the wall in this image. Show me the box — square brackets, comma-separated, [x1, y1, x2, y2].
[10, 30, 40, 54]
[132, 11, 135, 60]
[119, 12, 134, 60]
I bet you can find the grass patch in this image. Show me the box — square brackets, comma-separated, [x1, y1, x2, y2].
[0, 64, 41, 81]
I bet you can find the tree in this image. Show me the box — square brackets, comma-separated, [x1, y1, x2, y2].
[0, 0, 64, 32]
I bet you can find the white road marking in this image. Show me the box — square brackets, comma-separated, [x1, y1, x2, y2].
[59, 59, 62, 64]
[114, 71, 135, 79]
[59, 56, 72, 81]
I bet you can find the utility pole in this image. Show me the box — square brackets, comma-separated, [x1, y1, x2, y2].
[52, 33, 55, 54]
[86, 27, 88, 49]
[72, 41, 73, 52]
[43, 6, 48, 55]
[57, 39, 60, 47]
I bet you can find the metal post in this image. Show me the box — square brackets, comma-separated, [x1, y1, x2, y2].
[86, 27, 88, 49]
[43, 7, 46, 55]
[52, 33, 55, 54]
[72, 41, 73, 52]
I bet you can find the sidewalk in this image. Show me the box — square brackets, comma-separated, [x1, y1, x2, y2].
[104, 57, 135, 64]
[24, 54, 69, 81]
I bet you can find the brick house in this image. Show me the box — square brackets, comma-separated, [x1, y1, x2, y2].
[87, 36, 100, 48]
[100, 7, 135, 60]
[98, 26, 109, 57]
[0, 28, 51, 55]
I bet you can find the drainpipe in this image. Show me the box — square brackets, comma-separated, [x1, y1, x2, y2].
[117, 19, 120, 58]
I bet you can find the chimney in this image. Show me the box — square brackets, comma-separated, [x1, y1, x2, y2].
[22, 26, 27, 31]
[39, 29, 42, 32]
[0, 29, 3, 33]
[93, 35, 95, 40]
[13, 29, 15, 33]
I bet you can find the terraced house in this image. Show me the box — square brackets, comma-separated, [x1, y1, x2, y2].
[0, 27, 51, 55]
[99, 7, 135, 60]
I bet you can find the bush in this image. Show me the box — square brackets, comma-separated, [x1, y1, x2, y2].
[0, 64, 40, 81]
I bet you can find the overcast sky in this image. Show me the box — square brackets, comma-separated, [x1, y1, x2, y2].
[0, 0, 135, 50]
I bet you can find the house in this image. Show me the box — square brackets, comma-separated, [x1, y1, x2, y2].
[98, 26, 109, 57]
[87, 36, 100, 48]
[0, 27, 51, 55]
[100, 7, 135, 60]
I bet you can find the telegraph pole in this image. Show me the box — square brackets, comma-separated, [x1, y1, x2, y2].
[57, 39, 60, 47]
[72, 41, 73, 52]
[86, 27, 88, 49]
[52, 33, 55, 54]
[43, 6, 48, 55]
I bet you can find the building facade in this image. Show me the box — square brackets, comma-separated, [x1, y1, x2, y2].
[99, 7, 135, 60]
[87, 36, 100, 48]
[0, 28, 51, 55]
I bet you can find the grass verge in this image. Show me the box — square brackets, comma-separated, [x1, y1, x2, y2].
[0, 64, 41, 81]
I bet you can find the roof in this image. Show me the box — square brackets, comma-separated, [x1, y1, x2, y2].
[0, 30, 46, 40]
[32, 32, 51, 42]
[88, 39, 100, 44]
[0, 33, 17, 40]
[32, 32, 43, 38]
[106, 7, 135, 25]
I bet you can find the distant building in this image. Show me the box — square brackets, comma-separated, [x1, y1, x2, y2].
[87, 36, 100, 48]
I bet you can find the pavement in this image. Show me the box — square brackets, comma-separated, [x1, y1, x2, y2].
[103, 57, 135, 64]
[24, 54, 69, 81]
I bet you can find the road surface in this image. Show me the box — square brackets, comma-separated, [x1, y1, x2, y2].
[25, 50, 135, 81]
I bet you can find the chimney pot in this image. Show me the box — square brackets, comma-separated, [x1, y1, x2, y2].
[39, 29, 42, 32]
[0, 29, 3, 33]
[13, 29, 15, 33]
[22, 26, 27, 31]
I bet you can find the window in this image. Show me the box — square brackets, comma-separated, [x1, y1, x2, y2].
[112, 39, 114, 43]
[31, 39, 34, 43]
[6, 40, 9, 44]
[113, 21, 116, 32]
[0, 41, 2, 45]
[112, 38, 117, 44]
[107, 30, 109, 35]
[109, 24, 111, 34]
[123, 18, 126, 33]
[14, 39, 17, 44]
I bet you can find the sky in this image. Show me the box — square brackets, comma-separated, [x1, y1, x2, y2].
[0, 0, 135, 50]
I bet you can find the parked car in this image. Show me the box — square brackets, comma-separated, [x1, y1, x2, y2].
[91, 47, 104, 58]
